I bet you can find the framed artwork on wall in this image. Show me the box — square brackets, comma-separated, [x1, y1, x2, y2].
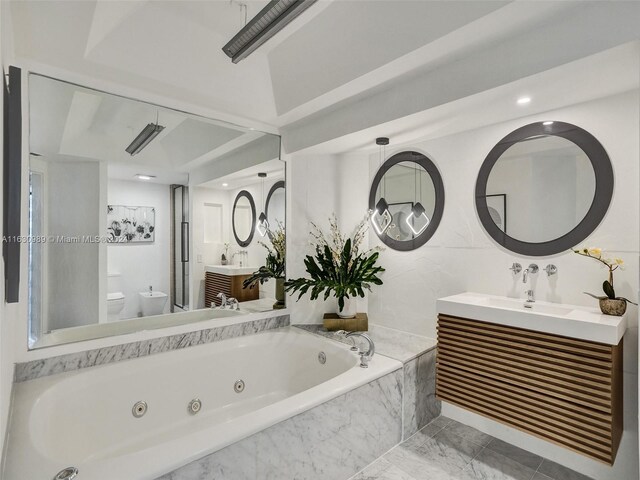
[107, 205, 156, 243]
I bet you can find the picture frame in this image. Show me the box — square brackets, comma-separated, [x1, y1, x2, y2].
[107, 205, 156, 243]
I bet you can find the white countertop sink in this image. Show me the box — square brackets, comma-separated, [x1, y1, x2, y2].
[206, 265, 259, 276]
[437, 292, 627, 345]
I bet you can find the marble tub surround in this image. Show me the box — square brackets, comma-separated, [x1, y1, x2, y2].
[7, 327, 402, 479]
[295, 323, 439, 440]
[15, 314, 289, 382]
[157, 368, 403, 480]
[403, 349, 439, 439]
[351, 416, 595, 480]
[294, 323, 436, 363]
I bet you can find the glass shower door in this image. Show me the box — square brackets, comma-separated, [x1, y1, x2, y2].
[172, 185, 189, 311]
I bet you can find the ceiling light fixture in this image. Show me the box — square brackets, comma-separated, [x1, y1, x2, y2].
[256, 172, 269, 237]
[517, 97, 531, 105]
[135, 174, 156, 181]
[222, 183, 229, 187]
[126, 114, 165, 156]
[223, 0, 318, 63]
[370, 137, 392, 235]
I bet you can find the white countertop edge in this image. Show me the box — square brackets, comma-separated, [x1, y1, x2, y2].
[437, 292, 626, 346]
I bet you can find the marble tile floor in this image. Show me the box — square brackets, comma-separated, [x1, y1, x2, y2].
[350, 416, 594, 480]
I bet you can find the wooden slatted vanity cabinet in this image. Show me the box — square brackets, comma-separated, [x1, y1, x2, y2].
[436, 297, 625, 465]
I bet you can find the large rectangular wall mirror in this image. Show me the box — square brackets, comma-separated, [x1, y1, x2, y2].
[27, 73, 283, 349]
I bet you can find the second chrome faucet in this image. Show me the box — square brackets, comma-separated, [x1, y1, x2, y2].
[522, 264, 539, 284]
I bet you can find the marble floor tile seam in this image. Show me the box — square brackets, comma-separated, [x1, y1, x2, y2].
[459, 444, 540, 480]
[353, 443, 553, 480]
[348, 415, 591, 480]
[349, 436, 414, 480]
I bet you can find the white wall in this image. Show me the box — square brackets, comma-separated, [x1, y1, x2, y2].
[325, 91, 636, 480]
[107, 179, 171, 319]
[287, 152, 371, 321]
[192, 186, 229, 309]
[46, 161, 101, 329]
[0, 2, 10, 455]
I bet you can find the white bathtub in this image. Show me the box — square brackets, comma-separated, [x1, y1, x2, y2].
[4, 326, 401, 480]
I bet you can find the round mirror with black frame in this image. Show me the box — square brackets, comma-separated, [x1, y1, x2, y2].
[232, 190, 256, 247]
[475, 121, 613, 256]
[369, 151, 445, 251]
[266, 180, 285, 230]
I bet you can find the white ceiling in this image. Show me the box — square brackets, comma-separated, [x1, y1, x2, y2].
[28, 73, 275, 184]
[198, 158, 285, 191]
[293, 42, 640, 155]
[7, 0, 640, 141]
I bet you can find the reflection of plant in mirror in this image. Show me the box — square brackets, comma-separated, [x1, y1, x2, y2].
[243, 222, 285, 289]
[284, 215, 384, 310]
[221, 243, 230, 265]
[574, 248, 637, 304]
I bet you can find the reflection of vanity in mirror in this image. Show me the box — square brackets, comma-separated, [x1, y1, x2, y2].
[27, 74, 284, 349]
[194, 164, 285, 311]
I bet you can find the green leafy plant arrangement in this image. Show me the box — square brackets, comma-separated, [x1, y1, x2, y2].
[574, 247, 637, 304]
[243, 222, 285, 289]
[285, 215, 384, 310]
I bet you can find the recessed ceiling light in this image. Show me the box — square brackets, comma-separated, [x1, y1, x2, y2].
[517, 97, 531, 105]
[222, 183, 229, 187]
[135, 174, 155, 181]
[543, 121, 554, 125]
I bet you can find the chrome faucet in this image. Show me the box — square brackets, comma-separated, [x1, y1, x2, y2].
[522, 264, 539, 283]
[334, 330, 360, 351]
[232, 250, 248, 266]
[216, 292, 228, 308]
[216, 292, 239, 310]
[346, 332, 375, 368]
[525, 289, 535, 303]
[227, 297, 239, 310]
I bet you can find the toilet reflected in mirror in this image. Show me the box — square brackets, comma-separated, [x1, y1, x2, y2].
[106, 273, 125, 322]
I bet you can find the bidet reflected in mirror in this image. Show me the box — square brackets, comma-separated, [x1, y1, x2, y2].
[475, 122, 613, 256]
[369, 151, 444, 251]
[27, 74, 282, 349]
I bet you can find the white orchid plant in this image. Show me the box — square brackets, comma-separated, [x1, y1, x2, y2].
[574, 247, 637, 304]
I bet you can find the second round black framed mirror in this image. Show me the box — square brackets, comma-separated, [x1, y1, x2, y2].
[369, 151, 445, 251]
[475, 121, 614, 256]
[232, 190, 256, 247]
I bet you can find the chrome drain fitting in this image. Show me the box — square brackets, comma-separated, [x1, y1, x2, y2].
[53, 467, 78, 480]
[234, 380, 245, 393]
[188, 398, 202, 415]
[132, 400, 148, 418]
[318, 351, 327, 364]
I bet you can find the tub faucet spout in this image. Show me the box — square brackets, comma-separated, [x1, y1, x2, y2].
[334, 330, 359, 351]
[346, 332, 375, 368]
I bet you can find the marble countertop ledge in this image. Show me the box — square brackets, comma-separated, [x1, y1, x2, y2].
[293, 323, 436, 363]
